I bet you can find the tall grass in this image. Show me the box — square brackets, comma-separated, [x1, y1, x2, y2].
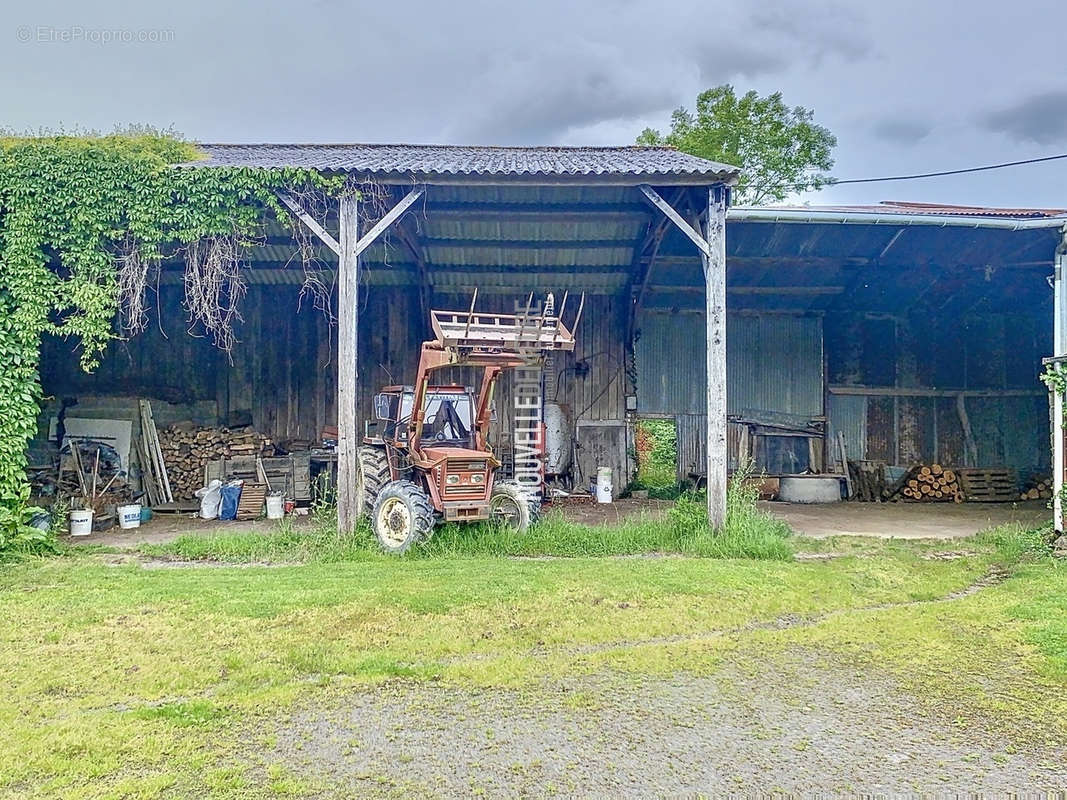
[666, 465, 794, 560]
[143, 467, 794, 563]
[974, 522, 1055, 568]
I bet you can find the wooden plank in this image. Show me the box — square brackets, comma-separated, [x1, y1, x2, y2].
[424, 201, 649, 219]
[138, 399, 173, 504]
[276, 192, 342, 256]
[422, 237, 632, 250]
[639, 185, 712, 259]
[837, 431, 853, 498]
[353, 187, 425, 259]
[830, 385, 1044, 398]
[336, 191, 360, 532]
[956, 394, 979, 468]
[703, 186, 728, 529]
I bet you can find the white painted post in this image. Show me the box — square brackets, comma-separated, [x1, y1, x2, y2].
[1053, 235, 1066, 532]
[337, 190, 359, 533]
[703, 186, 728, 530]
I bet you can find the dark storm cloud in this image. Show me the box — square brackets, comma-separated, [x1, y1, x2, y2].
[5, 0, 1067, 207]
[443, 45, 680, 144]
[981, 90, 1067, 145]
[872, 118, 932, 145]
[749, 4, 871, 66]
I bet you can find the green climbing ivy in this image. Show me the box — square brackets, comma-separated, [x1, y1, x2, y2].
[1040, 363, 1067, 509]
[0, 132, 341, 515]
[1041, 363, 1067, 403]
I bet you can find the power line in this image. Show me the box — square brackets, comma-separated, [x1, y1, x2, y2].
[830, 152, 1067, 185]
[768, 151, 1067, 194]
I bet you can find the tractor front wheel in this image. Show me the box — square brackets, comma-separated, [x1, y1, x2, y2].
[488, 479, 541, 534]
[355, 445, 391, 518]
[371, 480, 435, 553]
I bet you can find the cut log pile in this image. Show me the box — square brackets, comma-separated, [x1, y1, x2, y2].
[845, 460, 887, 502]
[1019, 474, 1053, 501]
[884, 463, 963, 503]
[157, 423, 276, 500]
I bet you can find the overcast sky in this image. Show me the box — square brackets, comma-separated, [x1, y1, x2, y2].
[3, 0, 1066, 208]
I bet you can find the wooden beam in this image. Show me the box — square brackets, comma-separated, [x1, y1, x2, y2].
[829, 385, 1044, 398]
[425, 201, 650, 221]
[645, 285, 845, 295]
[703, 186, 728, 530]
[643, 255, 871, 267]
[276, 192, 341, 256]
[353, 187, 425, 259]
[421, 237, 633, 250]
[336, 190, 360, 533]
[627, 189, 683, 339]
[639, 185, 712, 259]
[391, 210, 433, 337]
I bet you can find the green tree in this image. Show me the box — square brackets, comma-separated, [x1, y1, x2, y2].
[638, 85, 836, 205]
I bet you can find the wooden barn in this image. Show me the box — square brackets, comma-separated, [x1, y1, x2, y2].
[31, 145, 1067, 531]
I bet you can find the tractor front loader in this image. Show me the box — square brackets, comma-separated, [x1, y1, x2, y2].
[356, 293, 581, 553]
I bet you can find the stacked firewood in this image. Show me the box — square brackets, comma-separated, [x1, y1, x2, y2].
[158, 424, 275, 499]
[886, 464, 963, 503]
[1020, 475, 1053, 501]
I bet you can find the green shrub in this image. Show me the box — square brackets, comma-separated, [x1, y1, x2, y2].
[634, 419, 678, 489]
[0, 486, 57, 556]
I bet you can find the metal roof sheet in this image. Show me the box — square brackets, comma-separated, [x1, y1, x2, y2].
[182, 143, 739, 183]
[761, 201, 1067, 219]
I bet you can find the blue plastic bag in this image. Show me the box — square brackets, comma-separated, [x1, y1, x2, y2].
[219, 481, 243, 521]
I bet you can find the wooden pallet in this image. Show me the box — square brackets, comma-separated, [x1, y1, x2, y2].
[236, 482, 268, 520]
[205, 455, 311, 503]
[956, 468, 1018, 502]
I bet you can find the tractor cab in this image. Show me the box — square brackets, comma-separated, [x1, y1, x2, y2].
[371, 386, 476, 449]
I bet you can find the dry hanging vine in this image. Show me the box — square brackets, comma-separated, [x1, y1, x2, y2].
[0, 132, 343, 536]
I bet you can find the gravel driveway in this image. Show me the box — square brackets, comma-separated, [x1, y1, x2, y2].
[269, 655, 1065, 797]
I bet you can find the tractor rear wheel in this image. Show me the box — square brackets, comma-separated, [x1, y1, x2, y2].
[488, 479, 541, 534]
[371, 480, 435, 553]
[355, 445, 391, 518]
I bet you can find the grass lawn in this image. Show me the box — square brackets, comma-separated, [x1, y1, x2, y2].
[0, 518, 1064, 797]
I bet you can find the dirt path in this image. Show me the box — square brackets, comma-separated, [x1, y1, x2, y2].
[763, 499, 1049, 539]
[269, 659, 1065, 797]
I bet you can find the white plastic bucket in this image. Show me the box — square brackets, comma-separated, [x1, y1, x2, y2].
[118, 504, 142, 530]
[265, 493, 285, 520]
[70, 509, 93, 537]
[595, 467, 613, 504]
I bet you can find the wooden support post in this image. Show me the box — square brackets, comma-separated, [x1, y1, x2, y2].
[703, 186, 728, 530]
[336, 190, 360, 533]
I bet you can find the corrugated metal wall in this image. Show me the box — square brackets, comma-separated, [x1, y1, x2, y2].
[636, 311, 824, 481]
[729, 315, 823, 419]
[825, 311, 1051, 474]
[636, 311, 823, 418]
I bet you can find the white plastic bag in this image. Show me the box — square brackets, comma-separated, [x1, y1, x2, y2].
[195, 479, 223, 520]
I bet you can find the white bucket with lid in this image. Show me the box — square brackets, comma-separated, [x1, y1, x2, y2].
[265, 493, 285, 520]
[595, 466, 613, 504]
[70, 509, 93, 537]
[118, 504, 142, 530]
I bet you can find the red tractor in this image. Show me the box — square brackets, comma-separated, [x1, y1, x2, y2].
[356, 294, 581, 552]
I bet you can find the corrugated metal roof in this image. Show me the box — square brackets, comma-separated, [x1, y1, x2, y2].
[760, 201, 1067, 219]
[183, 143, 739, 182]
